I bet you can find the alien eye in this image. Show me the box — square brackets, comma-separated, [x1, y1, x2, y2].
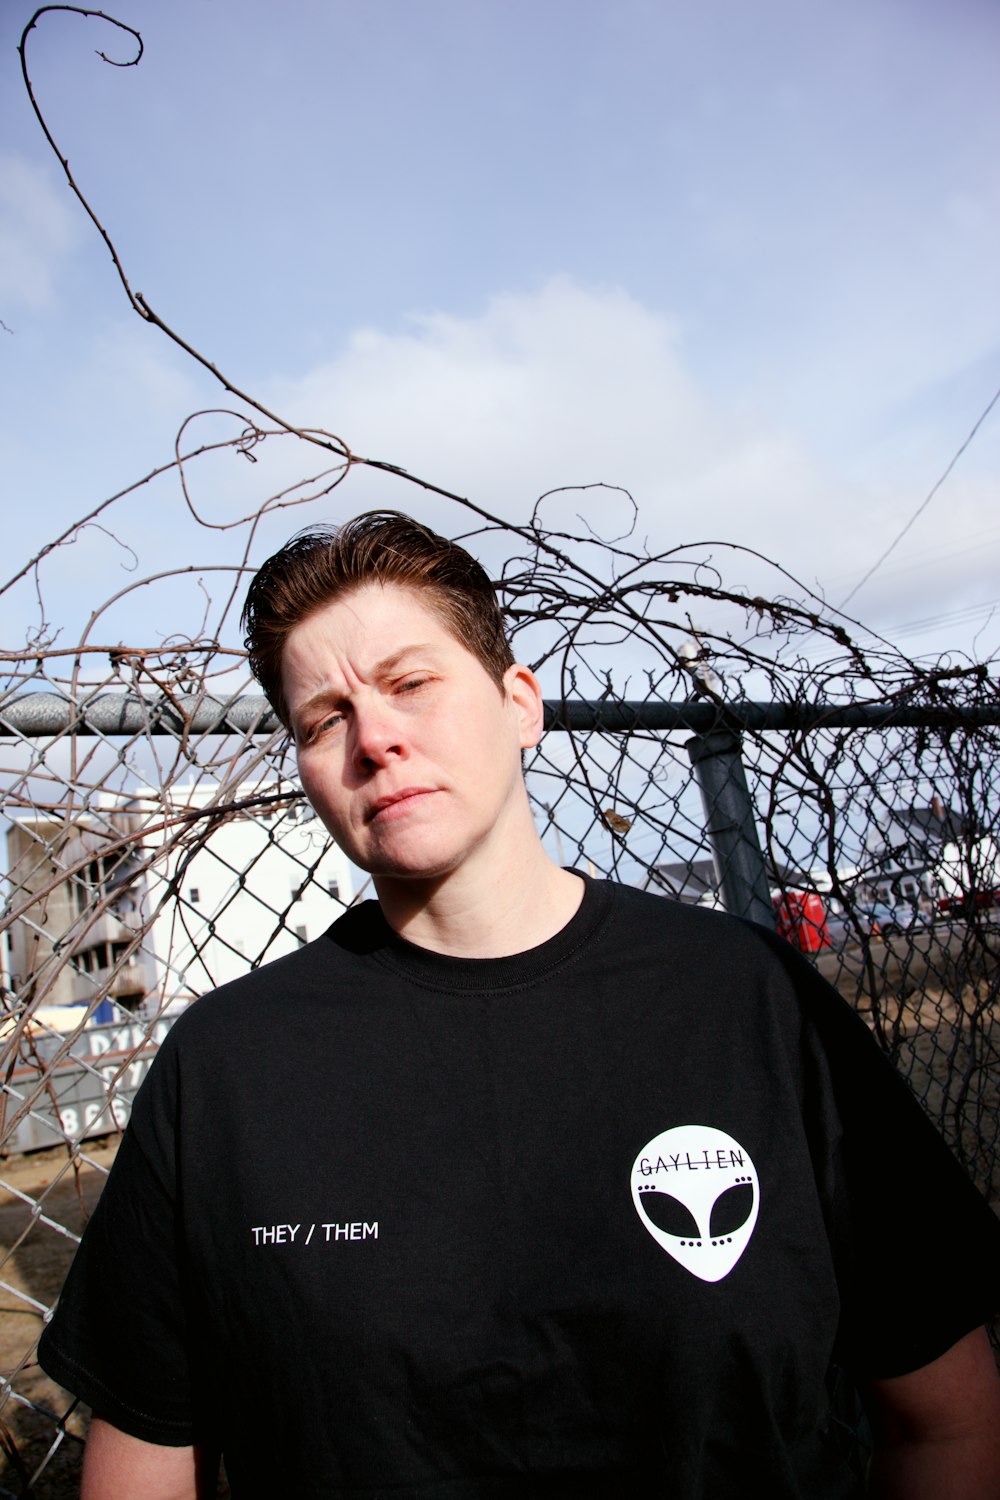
[709, 1183, 755, 1238]
[638, 1193, 700, 1239]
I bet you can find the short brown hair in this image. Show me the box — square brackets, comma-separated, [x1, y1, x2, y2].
[242, 510, 515, 725]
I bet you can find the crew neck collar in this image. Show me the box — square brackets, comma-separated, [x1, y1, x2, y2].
[327, 872, 612, 993]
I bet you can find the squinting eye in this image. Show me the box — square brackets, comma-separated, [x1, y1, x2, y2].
[302, 714, 342, 745]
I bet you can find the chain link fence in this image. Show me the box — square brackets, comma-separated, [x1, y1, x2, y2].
[2, 669, 999, 1493]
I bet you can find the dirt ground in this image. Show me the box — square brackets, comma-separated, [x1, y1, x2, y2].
[0, 1138, 231, 1500]
[818, 927, 1000, 1204]
[0, 1138, 118, 1499]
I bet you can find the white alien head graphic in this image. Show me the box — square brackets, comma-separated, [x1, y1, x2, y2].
[631, 1125, 759, 1283]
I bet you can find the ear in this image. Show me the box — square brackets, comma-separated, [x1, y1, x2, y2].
[504, 663, 545, 750]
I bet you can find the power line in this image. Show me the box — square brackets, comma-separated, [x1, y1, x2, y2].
[780, 594, 1000, 665]
[888, 598, 1000, 644]
[821, 525, 1000, 592]
[839, 377, 1000, 610]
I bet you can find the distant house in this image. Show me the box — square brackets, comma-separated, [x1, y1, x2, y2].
[862, 797, 968, 904]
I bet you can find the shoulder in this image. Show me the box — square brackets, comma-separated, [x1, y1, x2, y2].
[596, 879, 822, 989]
[128, 904, 389, 1139]
[597, 877, 774, 953]
[161, 939, 324, 1051]
[591, 879, 887, 1069]
[163, 900, 386, 1044]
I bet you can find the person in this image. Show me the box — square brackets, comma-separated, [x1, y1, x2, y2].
[40, 511, 1000, 1499]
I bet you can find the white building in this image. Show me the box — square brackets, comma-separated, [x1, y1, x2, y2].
[4, 782, 359, 1031]
[861, 799, 974, 906]
[138, 781, 360, 1009]
[932, 834, 1000, 906]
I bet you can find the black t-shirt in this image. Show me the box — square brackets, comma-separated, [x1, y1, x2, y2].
[39, 879, 1000, 1498]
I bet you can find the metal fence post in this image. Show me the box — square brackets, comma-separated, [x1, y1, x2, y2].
[686, 729, 776, 927]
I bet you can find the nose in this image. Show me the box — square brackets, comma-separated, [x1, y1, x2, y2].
[349, 698, 405, 773]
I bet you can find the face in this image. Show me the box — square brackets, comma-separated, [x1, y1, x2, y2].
[282, 583, 542, 884]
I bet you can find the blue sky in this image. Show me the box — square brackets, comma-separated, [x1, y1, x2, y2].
[2, 0, 999, 672]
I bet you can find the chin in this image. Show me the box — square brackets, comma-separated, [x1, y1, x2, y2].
[371, 858, 461, 884]
[318, 829, 449, 878]
[363, 841, 471, 883]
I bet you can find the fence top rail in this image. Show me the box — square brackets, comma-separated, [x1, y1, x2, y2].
[2, 691, 999, 738]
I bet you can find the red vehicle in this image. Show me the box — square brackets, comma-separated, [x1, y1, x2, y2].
[773, 891, 831, 953]
[936, 888, 1000, 917]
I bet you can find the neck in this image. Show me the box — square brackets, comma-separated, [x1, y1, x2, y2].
[373, 835, 585, 958]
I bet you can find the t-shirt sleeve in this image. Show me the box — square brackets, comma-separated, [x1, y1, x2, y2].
[37, 1030, 199, 1446]
[764, 928, 1000, 1381]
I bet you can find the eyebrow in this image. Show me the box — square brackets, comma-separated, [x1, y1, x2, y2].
[371, 645, 442, 675]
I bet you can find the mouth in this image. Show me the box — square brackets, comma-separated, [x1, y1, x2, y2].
[365, 788, 438, 824]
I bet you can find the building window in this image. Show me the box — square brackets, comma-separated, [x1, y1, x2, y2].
[327, 880, 340, 900]
[72, 939, 134, 974]
[295, 924, 308, 945]
[189, 887, 200, 904]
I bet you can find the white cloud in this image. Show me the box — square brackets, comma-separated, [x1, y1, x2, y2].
[10, 278, 990, 665]
[266, 279, 845, 579]
[260, 277, 997, 660]
[275, 277, 703, 492]
[0, 152, 81, 311]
